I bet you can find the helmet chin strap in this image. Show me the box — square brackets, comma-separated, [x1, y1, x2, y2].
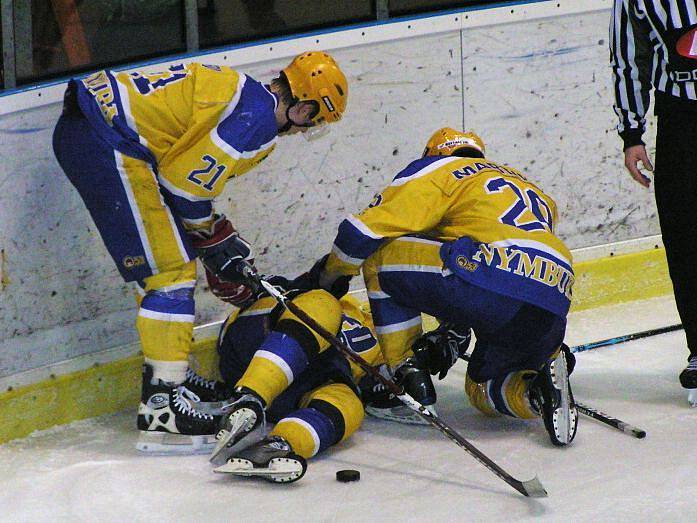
[278, 104, 295, 133]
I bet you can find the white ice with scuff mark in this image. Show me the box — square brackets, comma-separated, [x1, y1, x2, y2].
[1, 296, 695, 522]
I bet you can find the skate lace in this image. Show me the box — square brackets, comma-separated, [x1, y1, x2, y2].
[173, 386, 214, 420]
[372, 382, 387, 393]
[268, 440, 288, 451]
[687, 356, 697, 371]
[185, 368, 216, 390]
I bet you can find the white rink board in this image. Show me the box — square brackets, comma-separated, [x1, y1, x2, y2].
[0, 5, 662, 378]
[0, 297, 695, 522]
[461, 10, 658, 245]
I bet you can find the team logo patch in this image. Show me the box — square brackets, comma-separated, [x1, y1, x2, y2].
[146, 393, 169, 409]
[677, 27, 697, 59]
[123, 255, 146, 269]
[321, 95, 335, 112]
[437, 138, 477, 151]
[456, 255, 478, 272]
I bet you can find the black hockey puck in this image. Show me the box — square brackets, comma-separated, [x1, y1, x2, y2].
[336, 469, 360, 482]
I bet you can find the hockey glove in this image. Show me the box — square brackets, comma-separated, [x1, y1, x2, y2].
[412, 323, 472, 380]
[292, 254, 351, 299]
[204, 270, 255, 307]
[189, 215, 254, 283]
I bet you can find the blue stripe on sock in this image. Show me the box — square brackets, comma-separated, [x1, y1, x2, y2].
[488, 376, 514, 417]
[141, 292, 195, 315]
[292, 407, 337, 453]
[260, 331, 309, 379]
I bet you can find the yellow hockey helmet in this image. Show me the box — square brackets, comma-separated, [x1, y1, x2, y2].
[282, 51, 348, 125]
[423, 127, 486, 158]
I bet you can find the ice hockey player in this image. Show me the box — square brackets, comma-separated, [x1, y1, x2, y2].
[311, 127, 578, 446]
[209, 277, 381, 483]
[51, 51, 348, 454]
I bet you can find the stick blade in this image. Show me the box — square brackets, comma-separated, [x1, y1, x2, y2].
[518, 476, 548, 498]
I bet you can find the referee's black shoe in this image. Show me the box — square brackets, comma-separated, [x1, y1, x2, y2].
[679, 355, 697, 389]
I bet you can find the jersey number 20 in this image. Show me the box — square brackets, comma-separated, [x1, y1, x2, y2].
[485, 177, 553, 232]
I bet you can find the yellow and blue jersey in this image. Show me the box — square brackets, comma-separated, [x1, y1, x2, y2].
[218, 293, 382, 424]
[216, 292, 378, 459]
[72, 63, 278, 226]
[326, 156, 574, 317]
[219, 294, 382, 386]
[335, 295, 383, 381]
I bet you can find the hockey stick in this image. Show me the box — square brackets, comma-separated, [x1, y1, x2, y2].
[574, 402, 646, 439]
[570, 324, 683, 354]
[240, 264, 547, 498]
[564, 325, 683, 437]
[458, 353, 647, 439]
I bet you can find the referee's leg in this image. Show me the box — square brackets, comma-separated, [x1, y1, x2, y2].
[653, 110, 697, 360]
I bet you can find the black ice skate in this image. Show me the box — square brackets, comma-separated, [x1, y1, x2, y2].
[209, 388, 265, 465]
[363, 361, 436, 426]
[679, 356, 697, 407]
[213, 436, 307, 483]
[679, 355, 697, 389]
[136, 364, 220, 454]
[184, 367, 230, 402]
[529, 346, 578, 446]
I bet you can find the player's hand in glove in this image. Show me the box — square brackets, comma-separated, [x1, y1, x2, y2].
[412, 322, 472, 380]
[292, 254, 351, 299]
[189, 214, 254, 283]
[204, 270, 255, 306]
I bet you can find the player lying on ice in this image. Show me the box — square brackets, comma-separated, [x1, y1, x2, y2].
[310, 127, 579, 446]
[207, 274, 382, 483]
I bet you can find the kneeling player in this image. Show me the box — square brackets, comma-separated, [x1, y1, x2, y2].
[314, 127, 578, 446]
[211, 287, 381, 482]
[363, 316, 576, 447]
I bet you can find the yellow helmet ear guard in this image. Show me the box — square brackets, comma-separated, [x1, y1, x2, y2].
[282, 51, 348, 125]
[423, 127, 486, 158]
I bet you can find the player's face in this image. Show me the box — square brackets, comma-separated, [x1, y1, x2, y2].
[287, 101, 316, 127]
[284, 101, 330, 140]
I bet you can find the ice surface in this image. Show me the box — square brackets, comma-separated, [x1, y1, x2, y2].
[1, 296, 696, 522]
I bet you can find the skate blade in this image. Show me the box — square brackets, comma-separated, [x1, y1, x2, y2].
[365, 404, 435, 426]
[214, 457, 305, 483]
[688, 389, 697, 408]
[549, 353, 577, 445]
[209, 408, 263, 464]
[136, 431, 216, 455]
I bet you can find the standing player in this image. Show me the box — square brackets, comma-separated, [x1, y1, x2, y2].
[312, 128, 578, 446]
[210, 284, 381, 483]
[610, 0, 697, 404]
[52, 51, 348, 453]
